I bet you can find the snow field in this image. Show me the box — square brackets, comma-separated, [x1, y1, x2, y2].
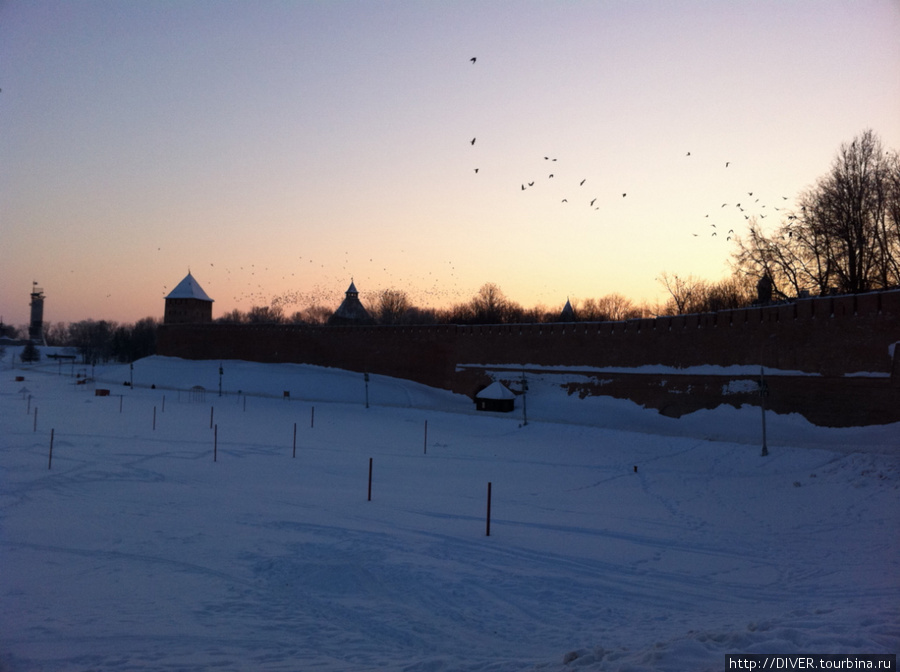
[1, 356, 898, 671]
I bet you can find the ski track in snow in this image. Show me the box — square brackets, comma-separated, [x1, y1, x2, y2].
[1, 355, 898, 671]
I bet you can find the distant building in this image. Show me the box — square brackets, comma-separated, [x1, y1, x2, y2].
[559, 298, 576, 322]
[328, 280, 375, 326]
[29, 283, 46, 344]
[164, 272, 214, 324]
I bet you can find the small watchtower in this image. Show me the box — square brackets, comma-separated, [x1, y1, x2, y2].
[559, 298, 576, 322]
[328, 280, 375, 326]
[164, 272, 214, 324]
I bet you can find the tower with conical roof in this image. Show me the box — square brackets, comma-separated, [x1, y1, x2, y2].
[560, 298, 576, 322]
[328, 280, 375, 326]
[164, 272, 214, 324]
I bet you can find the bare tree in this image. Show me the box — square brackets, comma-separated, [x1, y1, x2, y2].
[44, 322, 69, 346]
[0, 320, 19, 339]
[299, 305, 332, 324]
[470, 283, 510, 323]
[733, 130, 899, 295]
[216, 309, 247, 324]
[376, 289, 411, 325]
[246, 305, 286, 324]
[657, 272, 703, 314]
[595, 293, 641, 321]
[68, 320, 118, 364]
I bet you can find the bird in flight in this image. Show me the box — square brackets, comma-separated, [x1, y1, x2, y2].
[580, 179, 586, 186]
[474, 168, 479, 173]
[622, 193, 627, 197]
[470, 57, 476, 63]
[725, 162, 730, 167]
[590, 198, 597, 206]
[470, 138, 476, 145]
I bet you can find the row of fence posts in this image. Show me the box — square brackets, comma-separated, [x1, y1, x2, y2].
[364, 456, 492, 536]
[25, 386, 499, 533]
[42, 416, 495, 536]
[199, 411, 492, 536]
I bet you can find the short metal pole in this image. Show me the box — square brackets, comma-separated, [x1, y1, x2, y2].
[522, 374, 528, 426]
[292, 422, 297, 458]
[760, 367, 769, 457]
[486, 482, 492, 536]
[364, 373, 369, 409]
[48, 429, 54, 470]
[368, 458, 373, 501]
[424, 420, 428, 454]
[214, 424, 218, 462]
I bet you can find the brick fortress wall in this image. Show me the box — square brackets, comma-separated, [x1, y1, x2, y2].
[157, 290, 900, 427]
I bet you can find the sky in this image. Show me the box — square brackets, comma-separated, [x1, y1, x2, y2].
[1, 0, 899, 326]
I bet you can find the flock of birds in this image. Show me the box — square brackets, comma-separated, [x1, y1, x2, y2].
[158, 55, 797, 314]
[158, 250, 467, 312]
[465, 56, 794, 244]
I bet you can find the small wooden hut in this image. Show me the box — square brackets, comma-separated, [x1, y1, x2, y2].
[475, 381, 516, 412]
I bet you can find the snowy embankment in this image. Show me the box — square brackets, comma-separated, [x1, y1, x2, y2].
[1, 354, 898, 671]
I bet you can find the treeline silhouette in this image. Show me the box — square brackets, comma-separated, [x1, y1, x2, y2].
[6, 130, 895, 361]
[2, 318, 158, 365]
[213, 276, 759, 327]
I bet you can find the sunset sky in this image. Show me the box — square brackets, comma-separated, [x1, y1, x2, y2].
[2, 0, 899, 327]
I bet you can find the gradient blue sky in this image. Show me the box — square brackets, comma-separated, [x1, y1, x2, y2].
[2, 0, 899, 326]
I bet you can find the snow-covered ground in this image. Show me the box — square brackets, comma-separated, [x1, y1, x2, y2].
[1, 354, 898, 671]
